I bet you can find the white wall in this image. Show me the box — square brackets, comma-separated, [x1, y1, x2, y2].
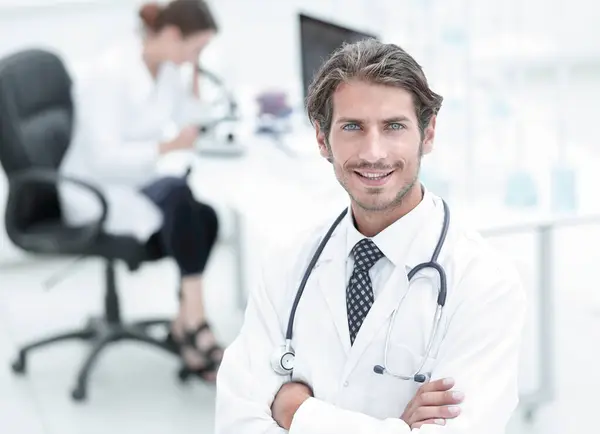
[207, 0, 384, 101]
[0, 0, 385, 265]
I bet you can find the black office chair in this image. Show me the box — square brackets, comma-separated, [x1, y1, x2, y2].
[0, 49, 181, 402]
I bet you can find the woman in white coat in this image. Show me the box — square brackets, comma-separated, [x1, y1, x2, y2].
[59, 0, 224, 382]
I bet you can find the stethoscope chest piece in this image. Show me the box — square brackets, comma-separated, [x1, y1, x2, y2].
[271, 344, 295, 376]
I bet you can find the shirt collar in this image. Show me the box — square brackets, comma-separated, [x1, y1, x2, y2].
[345, 187, 436, 269]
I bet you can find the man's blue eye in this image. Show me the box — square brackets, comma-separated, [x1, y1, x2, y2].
[342, 123, 360, 131]
[388, 123, 405, 130]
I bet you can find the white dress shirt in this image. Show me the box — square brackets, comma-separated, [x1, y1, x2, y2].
[345, 193, 434, 300]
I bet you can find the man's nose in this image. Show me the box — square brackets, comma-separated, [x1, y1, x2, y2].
[359, 130, 387, 162]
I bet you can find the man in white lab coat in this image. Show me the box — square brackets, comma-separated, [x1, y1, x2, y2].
[214, 39, 526, 433]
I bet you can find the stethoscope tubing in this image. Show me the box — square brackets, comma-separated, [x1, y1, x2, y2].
[279, 199, 450, 382]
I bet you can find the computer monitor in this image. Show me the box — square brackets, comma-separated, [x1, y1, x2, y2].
[299, 14, 378, 101]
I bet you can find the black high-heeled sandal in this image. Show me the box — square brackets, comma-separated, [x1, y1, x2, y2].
[164, 329, 181, 355]
[177, 322, 224, 383]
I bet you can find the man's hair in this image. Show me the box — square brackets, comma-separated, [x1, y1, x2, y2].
[305, 38, 443, 138]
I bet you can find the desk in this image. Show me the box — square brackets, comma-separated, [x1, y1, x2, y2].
[188, 135, 345, 232]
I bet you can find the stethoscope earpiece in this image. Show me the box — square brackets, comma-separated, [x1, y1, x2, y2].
[373, 365, 385, 375]
[413, 373, 428, 383]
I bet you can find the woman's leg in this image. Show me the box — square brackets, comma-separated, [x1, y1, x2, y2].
[141, 177, 222, 379]
[177, 203, 221, 379]
[179, 202, 218, 330]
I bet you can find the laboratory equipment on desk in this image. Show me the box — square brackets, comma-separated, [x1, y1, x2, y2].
[194, 65, 245, 157]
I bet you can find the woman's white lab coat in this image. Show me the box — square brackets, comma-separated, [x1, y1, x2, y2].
[59, 39, 200, 241]
[214, 194, 527, 434]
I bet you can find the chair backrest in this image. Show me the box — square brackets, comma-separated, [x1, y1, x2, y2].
[0, 49, 73, 174]
[0, 49, 74, 223]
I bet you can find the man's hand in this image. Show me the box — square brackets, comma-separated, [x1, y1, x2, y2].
[401, 377, 465, 429]
[271, 382, 314, 430]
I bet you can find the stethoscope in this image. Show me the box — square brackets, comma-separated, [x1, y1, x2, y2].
[271, 199, 450, 383]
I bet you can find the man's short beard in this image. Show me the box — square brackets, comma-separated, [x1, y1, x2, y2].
[326, 139, 424, 212]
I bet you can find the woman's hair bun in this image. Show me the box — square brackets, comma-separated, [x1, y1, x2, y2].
[139, 2, 163, 28]
[139, 0, 218, 36]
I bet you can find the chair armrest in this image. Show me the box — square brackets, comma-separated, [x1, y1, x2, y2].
[5, 168, 108, 252]
[8, 168, 109, 221]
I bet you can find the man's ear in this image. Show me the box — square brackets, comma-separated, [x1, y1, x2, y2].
[315, 123, 332, 162]
[421, 115, 436, 155]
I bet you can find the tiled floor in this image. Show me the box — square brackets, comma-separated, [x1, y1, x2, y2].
[1, 223, 599, 434]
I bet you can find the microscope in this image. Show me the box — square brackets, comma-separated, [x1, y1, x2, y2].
[194, 66, 244, 157]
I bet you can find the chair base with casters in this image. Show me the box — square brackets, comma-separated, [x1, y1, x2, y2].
[10, 258, 179, 402]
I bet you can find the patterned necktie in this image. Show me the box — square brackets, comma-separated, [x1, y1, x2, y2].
[347, 238, 384, 345]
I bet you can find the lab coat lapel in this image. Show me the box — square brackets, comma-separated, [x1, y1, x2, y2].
[313, 231, 352, 356]
[342, 265, 409, 381]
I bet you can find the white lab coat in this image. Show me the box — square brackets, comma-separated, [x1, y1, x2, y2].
[59, 39, 201, 241]
[215, 193, 527, 433]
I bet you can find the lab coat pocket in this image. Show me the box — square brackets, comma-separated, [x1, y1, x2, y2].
[387, 343, 438, 380]
[366, 343, 439, 419]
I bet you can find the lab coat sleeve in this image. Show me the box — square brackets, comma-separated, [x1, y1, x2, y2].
[214, 262, 290, 434]
[289, 258, 526, 434]
[76, 75, 161, 182]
